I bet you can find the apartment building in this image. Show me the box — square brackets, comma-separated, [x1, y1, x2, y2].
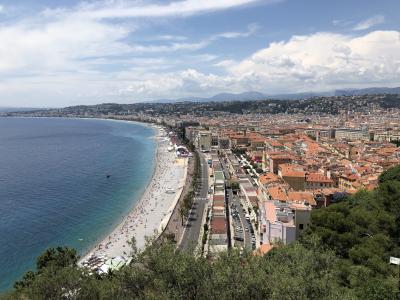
[196, 130, 212, 152]
[278, 164, 306, 191]
[260, 201, 296, 245]
[335, 128, 369, 141]
[305, 173, 334, 189]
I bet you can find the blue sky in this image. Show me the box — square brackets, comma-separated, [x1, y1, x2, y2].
[0, 0, 399, 107]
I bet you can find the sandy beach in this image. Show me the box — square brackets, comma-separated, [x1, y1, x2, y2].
[80, 124, 188, 264]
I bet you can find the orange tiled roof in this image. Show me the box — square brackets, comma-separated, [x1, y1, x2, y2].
[267, 186, 288, 201]
[268, 140, 284, 147]
[253, 244, 274, 256]
[306, 173, 333, 183]
[279, 164, 306, 178]
[287, 191, 316, 206]
[259, 172, 280, 185]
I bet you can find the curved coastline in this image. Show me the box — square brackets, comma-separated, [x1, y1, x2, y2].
[0, 116, 187, 277]
[0, 117, 163, 291]
[79, 121, 188, 263]
[76, 120, 160, 261]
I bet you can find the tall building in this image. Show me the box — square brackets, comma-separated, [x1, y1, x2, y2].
[196, 130, 212, 152]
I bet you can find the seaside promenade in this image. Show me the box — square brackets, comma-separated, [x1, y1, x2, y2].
[162, 155, 195, 244]
[179, 151, 210, 251]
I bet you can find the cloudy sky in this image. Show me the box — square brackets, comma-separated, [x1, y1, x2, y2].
[0, 0, 399, 107]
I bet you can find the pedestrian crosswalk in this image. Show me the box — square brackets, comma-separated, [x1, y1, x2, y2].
[194, 197, 208, 201]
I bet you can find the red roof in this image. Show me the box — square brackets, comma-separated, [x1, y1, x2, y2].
[306, 173, 333, 183]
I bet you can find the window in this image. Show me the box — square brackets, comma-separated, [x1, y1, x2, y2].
[299, 224, 304, 230]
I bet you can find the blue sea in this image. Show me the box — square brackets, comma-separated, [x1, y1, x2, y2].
[0, 117, 156, 291]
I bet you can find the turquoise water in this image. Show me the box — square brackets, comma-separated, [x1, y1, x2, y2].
[0, 118, 156, 291]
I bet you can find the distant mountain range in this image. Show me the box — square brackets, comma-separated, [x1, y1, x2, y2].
[1, 87, 399, 112]
[0, 107, 45, 113]
[152, 91, 267, 103]
[150, 87, 400, 103]
[334, 87, 400, 96]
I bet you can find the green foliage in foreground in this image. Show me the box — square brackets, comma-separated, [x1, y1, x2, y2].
[2, 165, 400, 300]
[3, 240, 350, 300]
[379, 164, 400, 183]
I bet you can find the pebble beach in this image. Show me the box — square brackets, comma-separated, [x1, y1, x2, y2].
[79, 125, 188, 264]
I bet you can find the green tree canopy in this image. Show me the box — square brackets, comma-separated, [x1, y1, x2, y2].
[379, 164, 400, 183]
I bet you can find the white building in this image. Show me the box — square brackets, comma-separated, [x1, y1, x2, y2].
[196, 130, 212, 152]
[260, 201, 296, 245]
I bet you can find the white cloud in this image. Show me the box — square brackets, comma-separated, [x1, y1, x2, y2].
[146, 35, 188, 42]
[0, 17, 131, 74]
[0, 1, 398, 107]
[211, 23, 260, 39]
[0, 2, 262, 106]
[118, 30, 400, 99]
[0, 5, 4, 13]
[0, 13, 261, 79]
[227, 30, 400, 92]
[117, 68, 237, 99]
[332, 19, 353, 27]
[188, 54, 219, 62]
[2, 30, 400, 106]
[213, 59, 236, 68]
[353, 14, 385, 31]
[130, 40, 210, 53]
[73, 0, 265, 19]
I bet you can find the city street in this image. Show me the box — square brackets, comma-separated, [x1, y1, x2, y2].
[220, 154, 253, 250]
[179, 151, 209, 251]
[229, 190, 253, 250]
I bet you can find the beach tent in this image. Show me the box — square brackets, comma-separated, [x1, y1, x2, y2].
[104, 256, 127, 271]
[98, 264, 110, 274]
[98, 257, 127, 274]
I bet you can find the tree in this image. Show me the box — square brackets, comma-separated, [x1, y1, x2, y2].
[36, 247, 78, 272]
[231, 181, 240, 191]
[179, 203, 188, 226]
[256, 167, 263, 174]
[13, 271, 35, 291]
[379, 164, 400, 183]
[128, 236, 138, 257]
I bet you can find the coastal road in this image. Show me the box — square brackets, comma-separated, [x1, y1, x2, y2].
[179, 151, 209, 251]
